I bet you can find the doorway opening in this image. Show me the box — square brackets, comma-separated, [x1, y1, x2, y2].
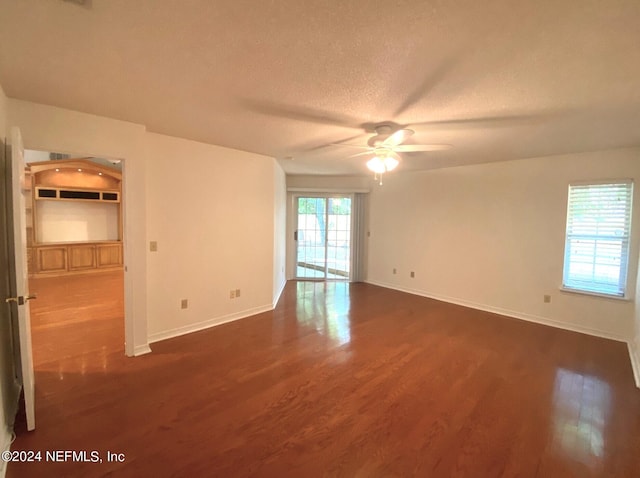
[22, 149, 126, 402]
[295, 196, 352, 280]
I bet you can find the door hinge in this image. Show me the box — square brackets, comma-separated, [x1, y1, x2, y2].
[294, 231, 298, 241]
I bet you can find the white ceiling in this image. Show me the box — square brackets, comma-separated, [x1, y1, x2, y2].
[1, 0, 639, 175]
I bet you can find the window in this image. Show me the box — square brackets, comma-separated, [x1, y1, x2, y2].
[563, 181, 633, 297]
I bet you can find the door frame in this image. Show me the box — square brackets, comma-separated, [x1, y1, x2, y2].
[20, 147, 132, 356]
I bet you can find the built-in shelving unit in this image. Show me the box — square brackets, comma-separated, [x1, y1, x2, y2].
[27, 158, 123, 277]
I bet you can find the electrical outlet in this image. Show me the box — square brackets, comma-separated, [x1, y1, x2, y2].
[149, 241, 158, 252]
[230, 290, 235, 299]
[393, 268, 397, 274]
[543, 294, 551, 303]
[180, 299, 188, 309]
[235, 289, 241, 298]
[410, 271, 415, 278]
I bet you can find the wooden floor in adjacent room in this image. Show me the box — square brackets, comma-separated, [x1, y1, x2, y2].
[9, 279, 640, 477]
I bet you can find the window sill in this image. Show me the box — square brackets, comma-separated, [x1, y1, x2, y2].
[559, 286, 630, 302]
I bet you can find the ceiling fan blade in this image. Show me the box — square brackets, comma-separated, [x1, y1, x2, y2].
[383, 129, 414, 146]
[348, 150, 375, 158]
[388, 151, 402, 161]
[394, 144, 452, 152]
[300, 134, 367, 153]
[330, 143, 371, 150]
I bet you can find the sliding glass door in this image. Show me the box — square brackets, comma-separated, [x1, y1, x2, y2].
[295, 196, 352, 280]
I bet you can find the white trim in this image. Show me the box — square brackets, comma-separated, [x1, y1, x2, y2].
[121, 157, 137, 358]
[133, 344, 152, 356]
[559, 286, 630, 301]
[629, 341, 640, 389]
[287, 187, 370, 193]
[273, 278, 287, 308]
[569, 178, 634, 187]
[148, 304, 273, 344]
[365, 280, 628, 343]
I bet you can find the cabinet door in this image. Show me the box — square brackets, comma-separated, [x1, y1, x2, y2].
[68, 245, 96, 270]
[37, 247, 67, 273]
[97, 243, 122, 268]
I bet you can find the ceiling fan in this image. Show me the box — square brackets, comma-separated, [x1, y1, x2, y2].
[331, 124, 452, 182]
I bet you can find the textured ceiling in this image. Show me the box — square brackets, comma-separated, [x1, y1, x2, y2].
[1, 0, 639, 175]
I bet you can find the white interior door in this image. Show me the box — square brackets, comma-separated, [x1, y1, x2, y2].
[8, 127, 36, 431]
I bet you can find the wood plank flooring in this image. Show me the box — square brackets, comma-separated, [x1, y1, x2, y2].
[8, 278, 640, 477]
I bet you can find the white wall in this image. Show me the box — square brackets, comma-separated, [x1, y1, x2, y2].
[287, 174, 372, 191]
[273, 163, 287, 305]
[24, 149, 50, 163]
[7, 97, 288, 353]
[7, 99, 149, 355]
[367, 149, 640, 341]
[145, 132, 277, 341]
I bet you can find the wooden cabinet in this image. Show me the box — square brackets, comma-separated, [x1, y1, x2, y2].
[26, 158, 124, 278]
[29, 242, 123, 277]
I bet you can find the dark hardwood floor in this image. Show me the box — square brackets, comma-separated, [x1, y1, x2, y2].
[8, 277, 640, 477]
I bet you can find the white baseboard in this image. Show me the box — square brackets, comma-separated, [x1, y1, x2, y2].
[273, 278, 287, 308]
[148, 304, 273, 344]
[629, 341, 640, 389]
[133, 344, 152, 356]
[365, 280, 628, 343]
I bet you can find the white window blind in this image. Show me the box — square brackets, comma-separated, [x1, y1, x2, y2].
[563, 181, 633, 297]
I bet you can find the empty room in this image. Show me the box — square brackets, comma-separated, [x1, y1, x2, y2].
[1, 1, 639, 477]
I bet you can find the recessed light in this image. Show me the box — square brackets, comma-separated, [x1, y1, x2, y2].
[55, 168, 60, 172]
[77, 168, 82, 172]
[98, 172, 103, 176]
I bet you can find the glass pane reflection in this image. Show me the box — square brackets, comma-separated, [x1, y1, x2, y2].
[295, 282, 351, 346]
[551, 368, 610, 470]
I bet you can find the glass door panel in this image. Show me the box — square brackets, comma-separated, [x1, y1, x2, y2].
[296, 196, 351, 280]
[296, 197, 327, 278]
[326, 197, 351, 278]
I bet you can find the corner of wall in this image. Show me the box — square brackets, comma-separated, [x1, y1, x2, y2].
[272, 159, 287, 307]
[273, 277, 287, 309]
[629, 340, 640, 389]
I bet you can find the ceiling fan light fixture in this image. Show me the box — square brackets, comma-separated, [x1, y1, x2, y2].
[367, 154, 399, 174]
[384, 156, 399, 171]
[366, 156, 386, 174]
